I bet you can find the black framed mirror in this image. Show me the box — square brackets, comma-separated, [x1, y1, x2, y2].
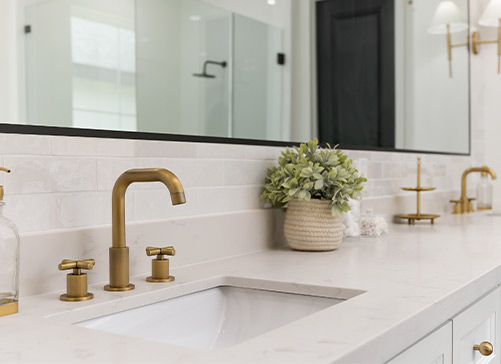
[1, 0, 470, 155]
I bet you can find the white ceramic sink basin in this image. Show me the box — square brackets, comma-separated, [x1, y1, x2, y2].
[56, 277, 364, 351]
[77, 286, 342, 350]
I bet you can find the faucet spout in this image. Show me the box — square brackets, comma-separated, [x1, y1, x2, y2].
[459, 166, 496, 213]
[105, 168, 186, 291]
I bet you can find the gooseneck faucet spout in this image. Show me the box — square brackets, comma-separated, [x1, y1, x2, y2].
[459, 166, 496, 214]
[105, 168, 186, 292]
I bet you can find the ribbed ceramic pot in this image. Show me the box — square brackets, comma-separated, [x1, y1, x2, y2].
[284, 199, 343, 251]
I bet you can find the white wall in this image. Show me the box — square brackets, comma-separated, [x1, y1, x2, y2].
[470, 0, 501, 207]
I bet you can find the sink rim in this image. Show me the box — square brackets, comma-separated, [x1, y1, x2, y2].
[46, 275, 366, 326]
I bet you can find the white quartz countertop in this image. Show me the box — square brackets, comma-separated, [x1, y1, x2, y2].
[3, 212, 501, 364]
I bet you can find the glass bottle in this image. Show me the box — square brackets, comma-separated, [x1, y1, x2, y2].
[477, 171, 493, 210]
[0, 167, 20, 317]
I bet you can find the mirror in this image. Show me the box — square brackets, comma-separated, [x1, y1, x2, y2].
[8, 0, 470, 154]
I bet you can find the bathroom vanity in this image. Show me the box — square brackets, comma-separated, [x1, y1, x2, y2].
[0, 0, 491, 362]
[1, 212, 501, 364]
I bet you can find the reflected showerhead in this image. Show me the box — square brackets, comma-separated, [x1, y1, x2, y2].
[193, 73, 215, 78]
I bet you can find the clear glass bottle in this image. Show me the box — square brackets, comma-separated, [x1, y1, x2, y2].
[0, 167, 20, 317]
[477, 171, 493, 210]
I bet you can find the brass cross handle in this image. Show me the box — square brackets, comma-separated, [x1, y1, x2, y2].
[58, 259, 95, 302]
[474, 341, 493, 356]
[146, 246, 176, 259]
[145, 247, 175, 283]
[58, 259, 95, 274]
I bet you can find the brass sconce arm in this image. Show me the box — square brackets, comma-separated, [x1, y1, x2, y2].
[472, 19, 501, 74]
[446, 24, 470, 78]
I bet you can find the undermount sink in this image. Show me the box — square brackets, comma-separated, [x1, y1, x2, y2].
[58, 277, 364, 351]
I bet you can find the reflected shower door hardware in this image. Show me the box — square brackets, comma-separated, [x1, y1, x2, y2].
[277, 53, 285, 65]
[472, 0, 501, 74]
[193, 60, 227, 79]
[428, 0, 469, 78]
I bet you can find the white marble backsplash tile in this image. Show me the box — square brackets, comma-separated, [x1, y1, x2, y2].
[5, 155, 97, 193]
[52, 137, 134, 157]
[0, 134, 51, 155]
[134, 140, 196, 158]
[19, 209, 285, 297]
[0, 133, 473, 236]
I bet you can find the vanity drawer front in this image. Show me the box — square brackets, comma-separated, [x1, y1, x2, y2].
[387, 322, 452, 364]
[453, 287, 501, 364]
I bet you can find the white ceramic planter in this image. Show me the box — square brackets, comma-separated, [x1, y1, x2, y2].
[284, 199, 343, 251]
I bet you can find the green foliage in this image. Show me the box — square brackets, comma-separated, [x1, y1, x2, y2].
[261, 139, 367, 216]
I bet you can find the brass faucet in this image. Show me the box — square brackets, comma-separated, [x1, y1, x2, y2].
[452, 166, 496, 214]
[104, 168, 186, 291]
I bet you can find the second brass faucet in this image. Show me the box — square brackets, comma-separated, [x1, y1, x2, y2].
[104, 168, 186, 292]
[451, 166, 497, 214]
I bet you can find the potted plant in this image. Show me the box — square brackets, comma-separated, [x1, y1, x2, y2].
[261, 139, 366, 251]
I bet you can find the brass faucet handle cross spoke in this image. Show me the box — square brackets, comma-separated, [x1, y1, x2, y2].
[146, 246, 176, 258]
[58, 259, 95, 271]
[145, 246, 176, 283]
[58, 259, 95, 302]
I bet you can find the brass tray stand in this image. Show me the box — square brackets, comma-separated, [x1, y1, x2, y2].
[395, 156, 440, 225]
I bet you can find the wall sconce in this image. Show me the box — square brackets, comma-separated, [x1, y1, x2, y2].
[472, 0, 501, 74]
[428, 0, 469, 78]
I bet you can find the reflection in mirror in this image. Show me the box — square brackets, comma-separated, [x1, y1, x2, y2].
[24, 0, 286, 141]
[14, 0, 470, 155]
[316, 0, 469, 154]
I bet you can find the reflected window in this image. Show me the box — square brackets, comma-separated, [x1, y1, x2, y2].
[70, 17, 136, 131]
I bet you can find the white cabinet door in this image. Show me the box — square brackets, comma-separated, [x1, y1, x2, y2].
[453, 287, 501, 364]
[387, 322, 452, 364]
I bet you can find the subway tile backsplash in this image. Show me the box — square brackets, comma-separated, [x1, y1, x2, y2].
[0, 133, 472, 234]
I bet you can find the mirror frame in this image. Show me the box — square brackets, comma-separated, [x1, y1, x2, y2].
[0, 119, 470, 155]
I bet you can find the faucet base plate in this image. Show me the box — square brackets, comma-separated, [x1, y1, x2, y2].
[104, 284, 135, 292]
[60, 293, 94, 302]
[146, 276, 175, 283]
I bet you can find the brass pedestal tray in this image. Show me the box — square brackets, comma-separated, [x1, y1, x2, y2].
[395, 156, 440, 225]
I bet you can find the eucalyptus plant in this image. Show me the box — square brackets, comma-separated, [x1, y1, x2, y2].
[261, 139, 366, 216]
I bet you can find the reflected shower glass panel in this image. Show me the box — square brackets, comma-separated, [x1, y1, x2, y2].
[71, 15, 136, 130]
[136, 0, 231, 136]
[233, 15, 284, 141]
